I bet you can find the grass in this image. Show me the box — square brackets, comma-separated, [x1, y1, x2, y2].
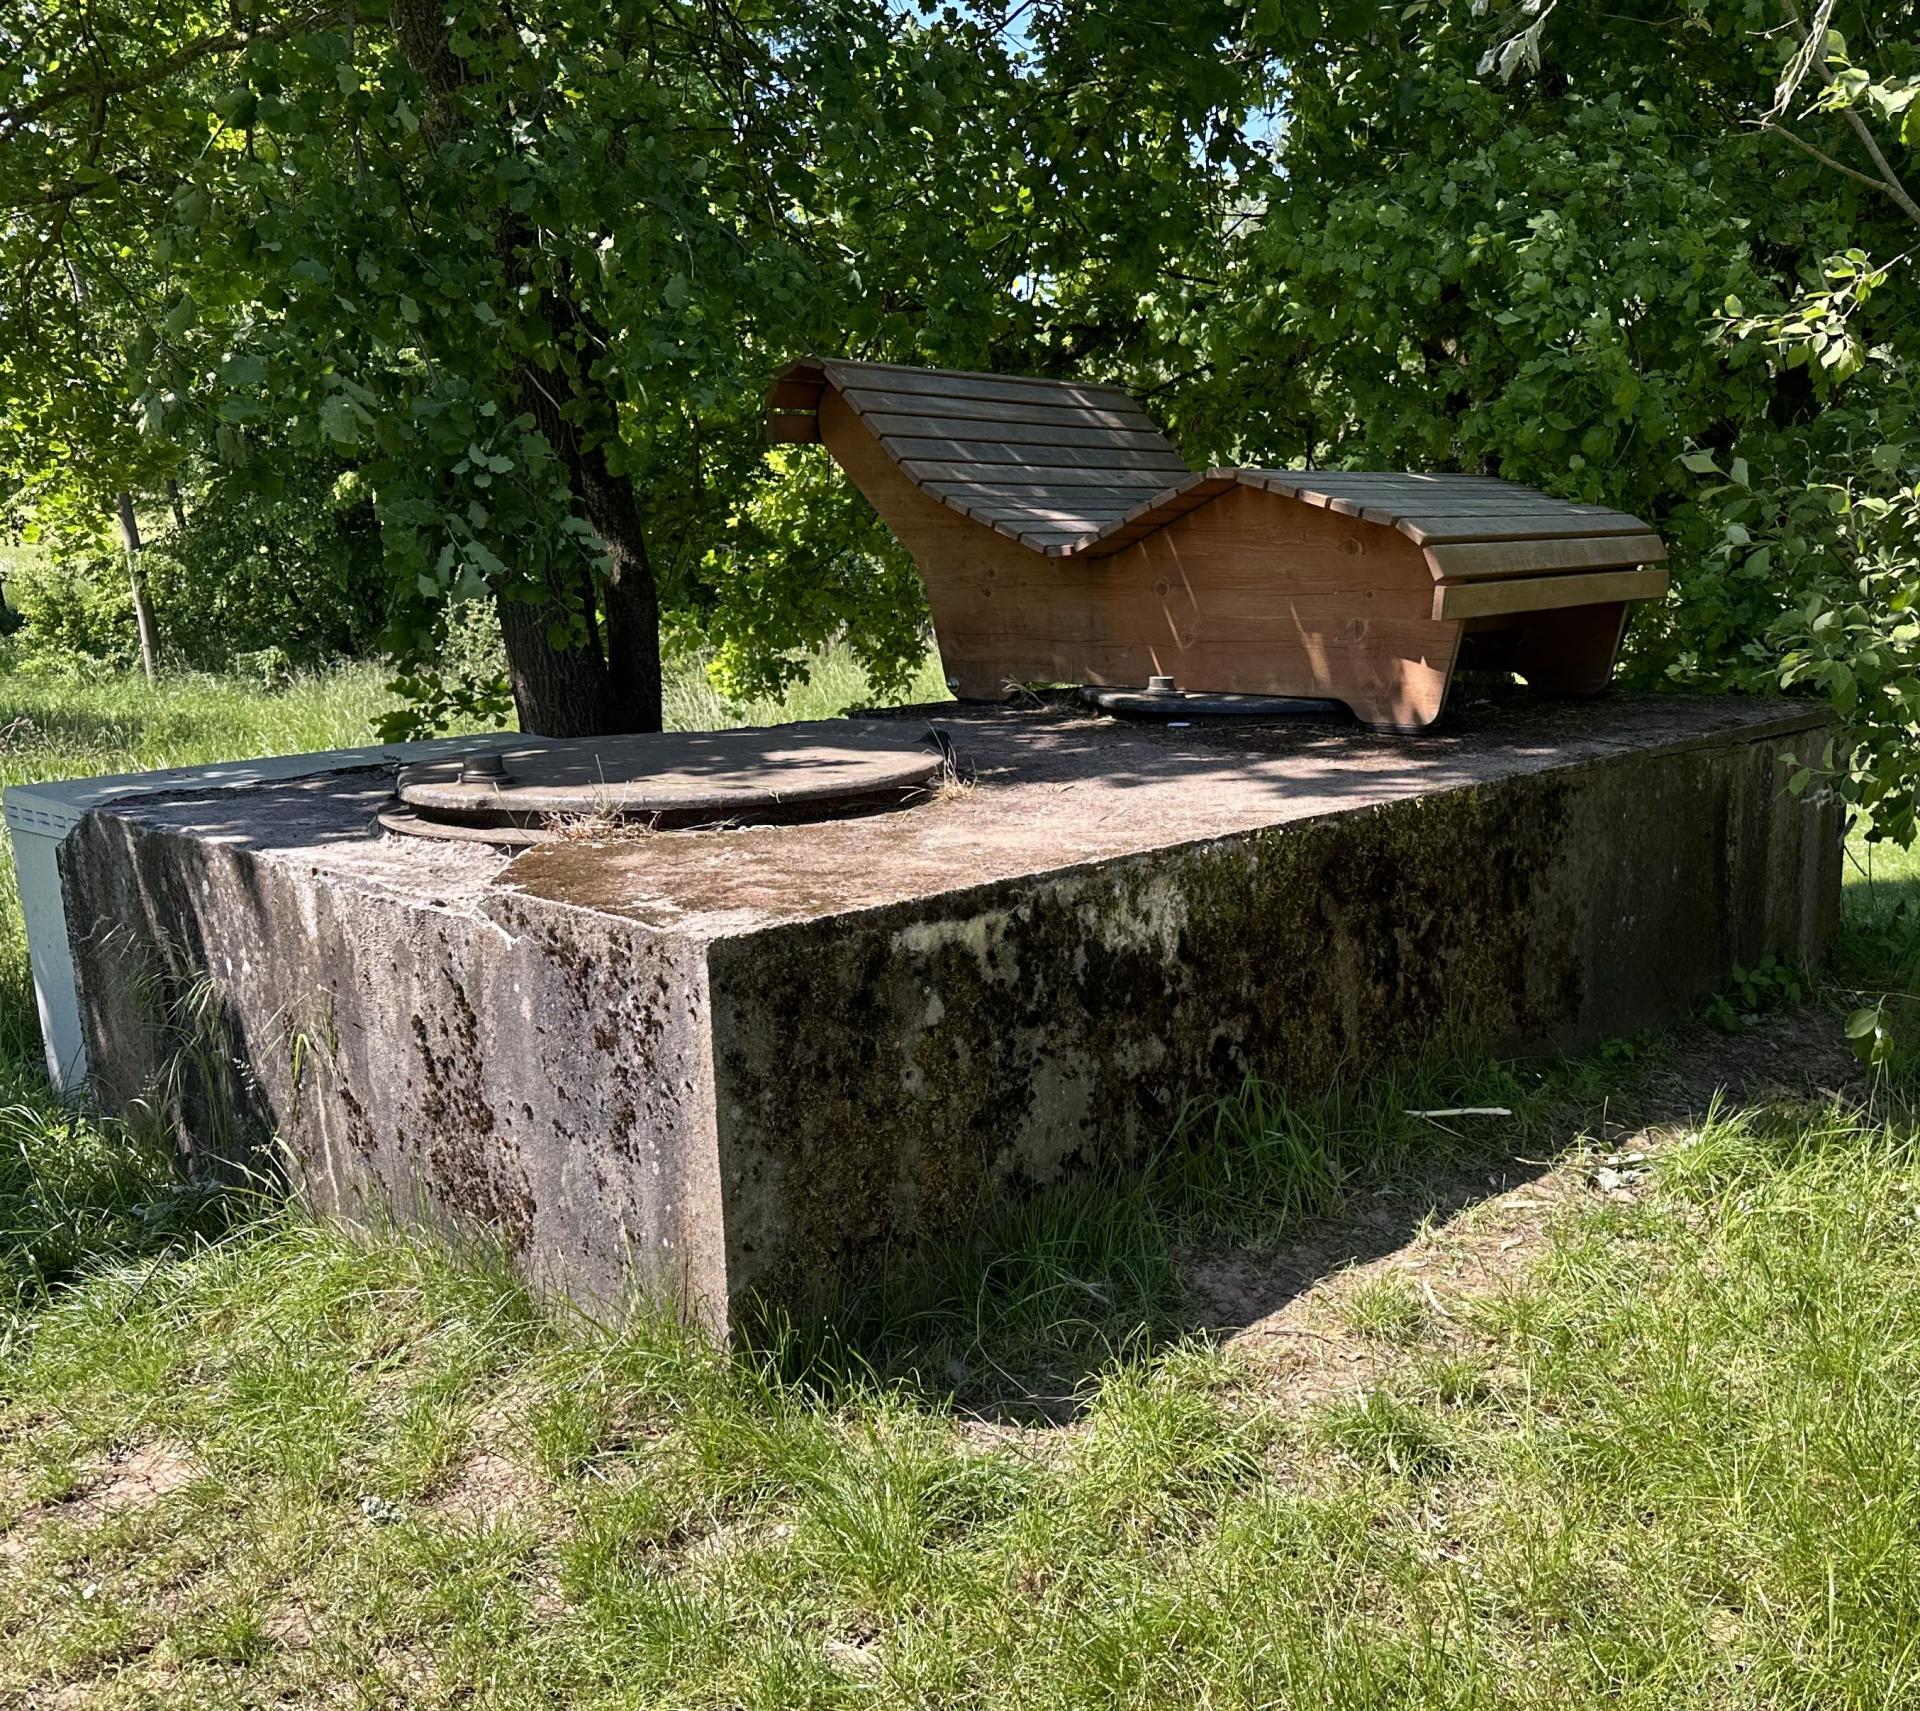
[1, 663, 1918, 1707]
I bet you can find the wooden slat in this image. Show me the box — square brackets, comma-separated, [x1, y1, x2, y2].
[1009, 529, 1103, 547]
[870, 418, 1180, 453]
[898, 452, 1190, 482]
[924, 481, 1167, 503]
[1383, 509, 1651, 545]
[1249, 470, 1510, 493]
[820, 359, 1137, 412]
[1424, 533, 1667, 581]
[1311, 493, 1563, 521]
[944, 506, 1154, 529]
[944, 485, 1136, 510]
[893, 439, 1189, 471]
[767, 416, 820, 444]
[1434, 566, 1670, 620]
[1357, 498, 1639, 521]
[1255, 468, 1509, 484]
[839, 387, 1158, 433]
[874, 420, 1169, 453]
[1276, 484, 1513, 511]
[1313, 493, 1610, 516]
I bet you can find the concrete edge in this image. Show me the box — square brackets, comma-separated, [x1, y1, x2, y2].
[563, 701, 1842, 950]
[5, 727, 522, 1089]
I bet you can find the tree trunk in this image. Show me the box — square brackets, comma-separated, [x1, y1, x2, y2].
[390, 0, 662, 738]
[116, 492, 160, 684]
[167, 478, 187, 531]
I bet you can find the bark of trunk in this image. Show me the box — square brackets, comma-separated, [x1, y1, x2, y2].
[116, 492, 160, 684]
[390, 0, 662, 738]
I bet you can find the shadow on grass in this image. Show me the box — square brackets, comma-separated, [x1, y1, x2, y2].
[751, 1052, 1618, 1426]
[762, 986, 1890, 1425]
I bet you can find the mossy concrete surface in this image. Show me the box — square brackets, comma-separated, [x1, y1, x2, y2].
[56, 695, 1838, 1332]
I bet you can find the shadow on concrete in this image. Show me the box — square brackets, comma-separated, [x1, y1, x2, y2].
[63, 812, 293, 1192]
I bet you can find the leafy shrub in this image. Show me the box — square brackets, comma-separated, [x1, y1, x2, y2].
[5, 459, 389, 676]
[145, 464, 389, 670]
[3, 538, 142, 671]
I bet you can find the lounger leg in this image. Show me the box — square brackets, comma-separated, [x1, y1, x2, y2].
[1342, 657, 1455, 733]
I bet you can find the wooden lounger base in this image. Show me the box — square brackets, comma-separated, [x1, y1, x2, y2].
[959, 600, 1636, 736]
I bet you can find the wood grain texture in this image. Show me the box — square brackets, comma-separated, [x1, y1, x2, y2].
[804, 357, 1137, 411]
[860, 414, 1179, 451]
[820, 391, 1461, 730]
[767, 378, 826, 410]
[1391, 510, 1650, 545]
[1423, 533, 1668, 581]
[1434, 565, 1670, 620]
[897, 455, 1186, 484]
[838, 388, 1160, 431]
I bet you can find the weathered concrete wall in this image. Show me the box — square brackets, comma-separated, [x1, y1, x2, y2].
[700, 720, 1841, 1309]
[64, 778, 728, 1315]
[58, 697, 1841, 1332]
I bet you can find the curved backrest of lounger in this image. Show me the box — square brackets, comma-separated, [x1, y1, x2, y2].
[766, 357, 1192, 552]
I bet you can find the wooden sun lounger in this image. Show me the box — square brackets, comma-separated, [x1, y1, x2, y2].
[767, 356, 1669, 731]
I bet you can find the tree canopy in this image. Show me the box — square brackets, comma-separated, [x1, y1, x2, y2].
[2, 0, 1272, 733]
[5, 0, 1920, 831]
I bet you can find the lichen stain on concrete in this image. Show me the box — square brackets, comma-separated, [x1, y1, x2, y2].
[891, 911, 1020, 983]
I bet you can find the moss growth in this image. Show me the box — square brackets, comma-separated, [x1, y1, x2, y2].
[711, 770, 1582, 1317]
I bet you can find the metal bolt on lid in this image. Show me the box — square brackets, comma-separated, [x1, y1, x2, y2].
[459, 752, 510, 785]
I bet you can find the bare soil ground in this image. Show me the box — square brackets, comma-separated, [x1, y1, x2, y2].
[1184, 1006, 1869, 1409]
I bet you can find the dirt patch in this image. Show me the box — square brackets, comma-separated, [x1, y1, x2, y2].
[1647, 1004, 1867, 1117]
[1186, 1005, 1865, 1411]
[427, 1450, 546, 1520]
[0, 1441, 200, 1563]
[265, 1598, 318, 1651]
[75, 1441, 202, 1523]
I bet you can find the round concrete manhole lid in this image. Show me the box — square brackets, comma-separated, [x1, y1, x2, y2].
[380, 721, 948, 846]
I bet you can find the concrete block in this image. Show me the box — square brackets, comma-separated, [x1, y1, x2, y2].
[46, 695, 1840, 1331]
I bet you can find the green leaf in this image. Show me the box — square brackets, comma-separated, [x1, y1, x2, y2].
[319, 395, 360, 448]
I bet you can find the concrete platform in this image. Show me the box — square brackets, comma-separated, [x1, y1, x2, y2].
[48, 694, 1840, 1331]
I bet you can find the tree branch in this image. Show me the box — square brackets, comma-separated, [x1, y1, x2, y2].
[1832, 95, 1920, 229]
[1776, 0, 1920, 230]
[0, 9, 350, 134]
[1762, 119, 1901, 195]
